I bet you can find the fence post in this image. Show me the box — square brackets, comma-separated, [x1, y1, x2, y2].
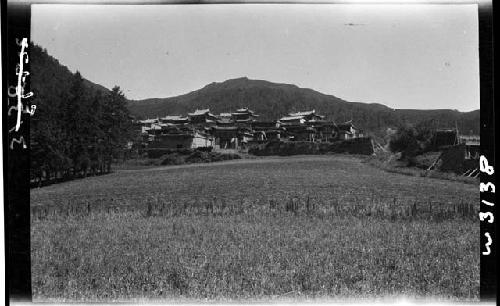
[146, 201, 152, 217]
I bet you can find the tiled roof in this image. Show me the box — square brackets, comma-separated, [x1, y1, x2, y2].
[279, 116, 305, 121]
[289, 110, 315, 116]
[188, 109, 211, 116]
[149, 123, 163, 130]
[214, 126, 238, 131]
[460, 135, 480, 146]
[139, 118, 158, 124]
[235, 107, 254, 113]
[161, 115, 188, 120]
[336, 121, 357, 130]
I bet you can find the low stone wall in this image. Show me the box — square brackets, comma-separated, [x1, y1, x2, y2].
[318, 137, 375, 155]
[144, 147, 212, 159]
[437, 144, 478, 174]
[439, 145, 466, 173]
[248, 137, 374, 156]
[462, 159, 478, 172]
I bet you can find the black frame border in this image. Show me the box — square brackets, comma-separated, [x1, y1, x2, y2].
[1, 1, 496, 303]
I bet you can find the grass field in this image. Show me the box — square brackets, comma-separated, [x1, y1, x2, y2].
[30, 155, 480, 302]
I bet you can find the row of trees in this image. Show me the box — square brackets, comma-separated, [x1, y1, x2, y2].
[30, 67, 133, 185]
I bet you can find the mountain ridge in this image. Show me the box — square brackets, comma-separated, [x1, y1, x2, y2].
[127, 77, 479, 136]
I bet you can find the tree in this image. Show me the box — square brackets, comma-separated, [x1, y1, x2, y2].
[388, 124, 419, 164]
[414, 119, 437, 152]
[100, 86, 134, 167]
[388, 122, 439, 165]
[30, 44, 135, 184]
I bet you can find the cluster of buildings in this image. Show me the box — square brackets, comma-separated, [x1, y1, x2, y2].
[133, 108, 364, 150]
[433, 129, 480, 160]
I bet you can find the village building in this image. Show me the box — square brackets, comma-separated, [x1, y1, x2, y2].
[277, 110, 325, 141]
[159, 115, 189, 125]
[138, 118, 159, 127]
[138, 107, 368, 150]
[212, 126, 239, 149]
[132, 119, 144, 133]
[335, 121, 363, 140]
[148, 125, 213, 149]
[278, 110, 321, 126]
[432, 129, 459, 150]
[212, 119, 255, 150]
[219, 112, 233, 120]
[278, 115, 306, 126]
[283, 125, 317, 141]
[149, 132, 214, 149]
[215, 117, 235, 127]
[460, 135, 480, 159]
[278, 110, 322, 127]
[238, 128, 255, 147]
[188, 109, 217, 124]
[251, 121, 282, 141]
[305, 120, 337, 142]
[213, 115, 239, 149]
[231, 108, 258, 124]
[426, 130, 479, 174]
[147, 122, 164, 135]
[210, 108, 258, 149]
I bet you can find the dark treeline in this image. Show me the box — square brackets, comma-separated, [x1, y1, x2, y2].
[30, 44, 133, 186]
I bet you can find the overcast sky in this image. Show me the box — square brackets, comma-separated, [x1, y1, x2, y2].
[32, 4, 479, 111]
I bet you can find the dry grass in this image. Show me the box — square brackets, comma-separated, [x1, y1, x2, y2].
[31, 155, 479, 302]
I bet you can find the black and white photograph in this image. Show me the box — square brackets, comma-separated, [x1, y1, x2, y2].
[2, 1, 495, 303]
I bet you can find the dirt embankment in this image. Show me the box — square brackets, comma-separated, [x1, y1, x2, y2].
[248, 137, 374, 156]
[364, 150, 478, 185]
[142, 147, 242, 166]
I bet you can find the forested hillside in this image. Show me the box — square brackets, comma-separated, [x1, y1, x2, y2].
[128, 77, 480, 136]
[30, 44, 133, 184]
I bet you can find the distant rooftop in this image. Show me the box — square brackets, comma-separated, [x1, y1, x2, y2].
[279, 115, 305, 121]
[139, 118, 158, 124]
[234, 107, 255, 113]
[188, 109, 212, 116]
[288, 110, 315, 117]
[460, 135, 480, 146]
[149, 123, 163, 130]
[460, 135, 480, 139]
[216, 118, 234, 124]
[336, 120, 358, 130]
[161, 115, 188, 120]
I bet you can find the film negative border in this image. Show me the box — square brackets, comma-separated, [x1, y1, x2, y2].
[478, 2, 496, 302]
[3, 2, 33, 302]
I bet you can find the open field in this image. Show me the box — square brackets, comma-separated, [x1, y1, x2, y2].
[31, 155, 479, 302]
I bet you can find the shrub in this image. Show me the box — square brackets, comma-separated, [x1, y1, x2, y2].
[185, 151, 211, 163]
[219, 153, 241, 160]
[248, 139, 374, 156]
[414, 151, 441, 170]
[388, 124, 437, 162]
[388, 125, 419, 159]
[147, 149, 242, 166]
[160, 154, 185, 165]
[195, 146, 213, 153]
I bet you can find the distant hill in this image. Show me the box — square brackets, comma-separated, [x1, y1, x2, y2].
[128, 77, 480, 136]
